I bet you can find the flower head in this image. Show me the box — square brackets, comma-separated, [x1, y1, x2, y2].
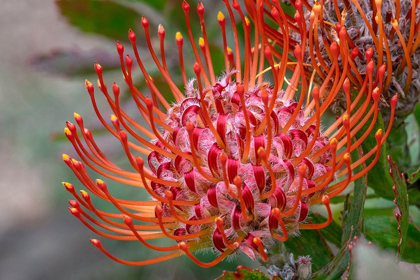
[247, 0, 415, 122]
[62, 0, 395, 267]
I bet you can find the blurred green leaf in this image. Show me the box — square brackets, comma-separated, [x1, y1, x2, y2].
[414, 103, 420, 127]
[388, 155, 409, 256]
[284, 228, 334, 271]
[405, 114, 420, 165]
[349, 92, 394, 199]
[216, 266, 275, 280]
[408, 166, 420, 184]
[312, 215, 342, 248]
[387, 124, 411, 171]
[405, 110, 420, 185]
[363, 207, 394, 217]
[361, 112, 395, 200]
[364, 216, 420, 263]
[329, 193, 378, 205]
[129, 0, 167, 10]
[56, 0, 141, 42]
[314, 146, 367, 279]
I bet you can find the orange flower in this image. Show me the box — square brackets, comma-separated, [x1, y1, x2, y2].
[62, 0, 395, 267]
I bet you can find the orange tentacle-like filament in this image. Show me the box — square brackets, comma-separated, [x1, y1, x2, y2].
[271, 208, 288, 242]
[178, 242, 234, 268]
[299, 196, 332, 229]
[215, 218, 240, 250]
[281, 165, 305, 217]
[90, 239, 183, 266]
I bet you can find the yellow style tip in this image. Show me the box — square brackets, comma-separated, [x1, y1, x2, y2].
[217, 11, 225, 21]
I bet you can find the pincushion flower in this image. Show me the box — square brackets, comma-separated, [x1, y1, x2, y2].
[246, 0, 416, 122]
[62, 0, 396, 267]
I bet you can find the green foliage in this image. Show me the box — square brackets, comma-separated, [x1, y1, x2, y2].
[56, 0, 141, 42]
[414, 103, 420, 127]
[314, 215, 342, 248]
[387, 124, 411, 171]
[314, 146, 368, 279]
[364, 216, 420, 263]
[130, 0, 167, 10]
[358, 111, 394, 200]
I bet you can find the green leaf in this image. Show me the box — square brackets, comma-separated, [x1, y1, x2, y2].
[284, 228, 334, 271]
[311, 214, 342, 248]
[359, 111, 395, 200]
[414, 103, 420, 128]
[56, 0, 141, 42]
[129, 0, 167, 10]
[364, 216, 420, 263]
[405, 113, 420, 166]
[408, 166, 420, 184]
[314, 146, 367, 279]
[388, 156, 409, 256]
[216, 266, 273, 280]
[342, 147, 369, 242]
[387, 124, 411, 171]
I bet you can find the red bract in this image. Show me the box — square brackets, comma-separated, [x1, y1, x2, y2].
[62, 0, 395, 267]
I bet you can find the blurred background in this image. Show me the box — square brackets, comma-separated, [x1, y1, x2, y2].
[1, 0, 420, 279]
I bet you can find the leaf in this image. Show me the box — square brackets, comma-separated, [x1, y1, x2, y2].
[342, 147, 369, 242]
[216, 266, 274, 280]
[414, 103, 420, 128]
[314, 146, 367, 279]
[129, 0, 167, 10]
[56, 0, 141, 42]
[283, 228, 334, 271]
[30, 48, 120, 76]
[388, 155, 409, 256]
[405, 113, 420, 166]
[311, 214, 342, 248]
[364, 216, 420, 263]
[359, 111, 395, 200]
[387, 124, 411, 171]
[408, 166, 420, 186]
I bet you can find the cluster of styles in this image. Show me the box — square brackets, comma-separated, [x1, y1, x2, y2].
[62, 0, 397, 267]
[250, 0, 419, 123]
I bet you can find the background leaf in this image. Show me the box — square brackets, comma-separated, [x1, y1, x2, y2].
[313, 215, 342, 248]
[364, 216, 420, 263]
[358, 111, 395, 200]
[314, 146, 368, 279]
[387, 124, 411, 171]
[129, 0, 167, 10]
[56, 0, 141, 42]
